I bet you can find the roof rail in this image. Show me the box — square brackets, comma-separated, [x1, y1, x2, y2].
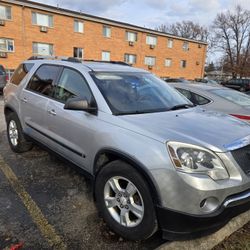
[27, 56, 82, 63]
[84, 60, 131, 66]
[27, 56, 130, 66]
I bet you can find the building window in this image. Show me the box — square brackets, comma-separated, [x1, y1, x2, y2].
[180, 60, 187, 68]
[102, 51, 110, 61]
[145, 56, 156, 66]
[183, 42, 189, 51]
[103, 26, 111, 37]
[33, 42, 53, 56]
[165, 58, 172, 67]
[126, 31, 137, 42]
[167, 39, 173, 48]
[74, 20, 84, 33]
[146, 35, 157, 45]
[0, 5, 11, 20]
[73, 47, 83, 58]
[0, 38, 14, 52]
[32, 12, 53, 27]
[124, 54, 136, 64]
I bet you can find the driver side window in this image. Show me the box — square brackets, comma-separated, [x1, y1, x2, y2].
[54, 68, 92, 103]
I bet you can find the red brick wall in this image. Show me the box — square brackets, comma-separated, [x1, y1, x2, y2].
[0, 3, 207, 79]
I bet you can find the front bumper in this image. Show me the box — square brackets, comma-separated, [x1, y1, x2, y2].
[156, 188, 250, 240]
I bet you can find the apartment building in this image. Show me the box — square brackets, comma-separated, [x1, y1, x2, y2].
[0, 0, 207, 79]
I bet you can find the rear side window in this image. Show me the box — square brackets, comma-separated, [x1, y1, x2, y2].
[54, 68, 93, 103]
[176, 88, 192, 100]
[192, 93, 210, 105]
[11, 63, 34, 85]
[27, 65, 61, 96]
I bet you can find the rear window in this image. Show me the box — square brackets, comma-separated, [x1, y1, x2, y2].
[211, 89, 250, 106]
[11, 63, 34, 85]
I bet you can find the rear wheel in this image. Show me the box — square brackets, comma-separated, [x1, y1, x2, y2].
[95, 160, 157, 240]
[239, 86, 246, 92]
[6, 112, 33, 153]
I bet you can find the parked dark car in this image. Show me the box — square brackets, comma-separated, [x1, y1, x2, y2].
[0, 64, 7, 93]
[221, 78, 250, 92]
[194, 78, 220, 85]
[164, 78, 190, 83]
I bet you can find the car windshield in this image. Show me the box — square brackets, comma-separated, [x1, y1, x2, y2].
[91, 72, 192, 115]
[211, 89, 250, 106]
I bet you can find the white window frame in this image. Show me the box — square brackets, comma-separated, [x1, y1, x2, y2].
[0, 5, 11, 20]
[32, 42, 54, 56]
[146, 35, 157, 45]
[126, 31, 137, 42]
[167, 39, 173, 48]
[180, 60, 187, 68]
[165, 58, 172, 67]
[124, 54, 136, 64]
[183, 42, 189, 51]
[74, 20, 84, 33]
[32, 12, 53, 27]
[144, 56, 156, 66]
[103, 26, 111, 38]
[102, 51, 110, 61]
[73, 47, 84, 59]
[0, 38, 14, 52]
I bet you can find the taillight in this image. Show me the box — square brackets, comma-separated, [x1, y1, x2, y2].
[5, 74, 9, 81]
[230, 114, 250, 121]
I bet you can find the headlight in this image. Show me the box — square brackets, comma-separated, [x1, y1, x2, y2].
[167, 141, 229, 180]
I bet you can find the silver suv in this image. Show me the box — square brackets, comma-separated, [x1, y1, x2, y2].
[3, 57, 250, 240]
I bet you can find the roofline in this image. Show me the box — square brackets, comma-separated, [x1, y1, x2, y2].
[2, 0, 208, 45]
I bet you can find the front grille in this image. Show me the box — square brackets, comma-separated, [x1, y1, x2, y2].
[231, 145, 250, 176]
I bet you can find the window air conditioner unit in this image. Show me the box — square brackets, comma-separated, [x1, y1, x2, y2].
[0, 20, 5, 26]
[129, 41, 134, 46]
[40, 26, 48, 33]
[150, 44, 155, 49]
[0, 52, 7, 58]
[148, 65, 153, 69]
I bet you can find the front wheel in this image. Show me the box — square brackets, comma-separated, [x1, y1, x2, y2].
[6, 112, 33, 153]
[95, 160, 157, 240]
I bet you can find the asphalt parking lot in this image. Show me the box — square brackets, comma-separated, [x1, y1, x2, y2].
[0, 95, 165, 249]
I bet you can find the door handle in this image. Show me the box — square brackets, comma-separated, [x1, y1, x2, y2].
[48, 109, 56, 116]
[21, 97, 27, 103]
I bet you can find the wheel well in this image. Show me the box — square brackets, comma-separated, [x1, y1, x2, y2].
[94, 150, 161, 206]
[4, 106, 15, 120]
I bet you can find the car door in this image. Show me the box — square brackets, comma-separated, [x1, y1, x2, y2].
[46, 67, 97, 169]
[20, 64, 62, 142]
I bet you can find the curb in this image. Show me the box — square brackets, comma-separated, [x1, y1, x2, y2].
[157, 209, 250, 250]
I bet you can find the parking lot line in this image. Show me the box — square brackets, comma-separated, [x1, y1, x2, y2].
[0, 155, 67, 249]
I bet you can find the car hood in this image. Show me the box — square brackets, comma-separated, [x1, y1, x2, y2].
[118, 107, 250, 152]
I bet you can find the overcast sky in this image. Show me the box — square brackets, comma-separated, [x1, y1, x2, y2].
[33, 0, 250, 28]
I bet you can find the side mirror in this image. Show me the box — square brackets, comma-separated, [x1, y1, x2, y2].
[64, 97, 97, 114]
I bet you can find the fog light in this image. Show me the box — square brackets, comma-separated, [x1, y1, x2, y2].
[200, 197, 219, 212]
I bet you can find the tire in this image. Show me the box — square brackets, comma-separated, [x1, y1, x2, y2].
[95, 160, 157, 240]
[6, 112, 33, 153]
[239, 86, 246, 92]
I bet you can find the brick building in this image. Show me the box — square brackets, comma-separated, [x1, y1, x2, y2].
[0, 0, 207, 79]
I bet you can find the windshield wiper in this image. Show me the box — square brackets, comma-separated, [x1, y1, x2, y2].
[168, 103, 194, 111]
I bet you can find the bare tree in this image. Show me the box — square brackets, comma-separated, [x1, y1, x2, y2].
[156, 21, 209, 42]
[212, 5, 250, 77]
